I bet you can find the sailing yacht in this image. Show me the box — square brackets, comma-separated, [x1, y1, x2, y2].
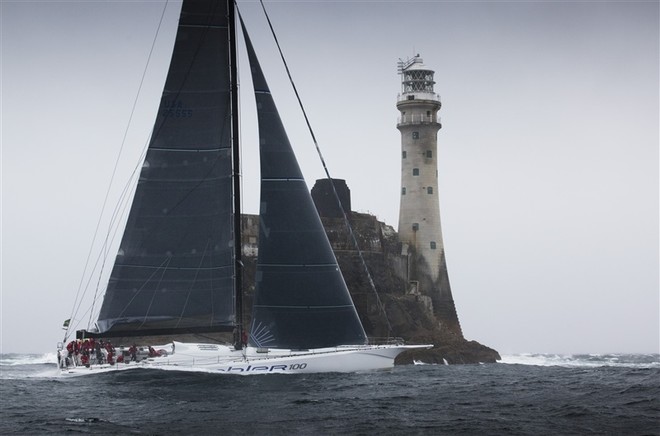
[58, 0, 430, 376]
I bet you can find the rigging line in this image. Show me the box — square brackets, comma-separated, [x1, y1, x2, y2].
[88, 169, 138, 328]
[64, 0, 171, 342]
[82, 144, 144, 331]
[139, 252, 172, 329]
[175, 239, 212, 328]
[258, 0, 394, 337]
[76, 182, 142, 338]
[80, 146, 157, 332]
[69, 139, 147, 340]
[78, 148, 144, 333]
[65, 302, 97, 341]
[116, 256, 173, 320]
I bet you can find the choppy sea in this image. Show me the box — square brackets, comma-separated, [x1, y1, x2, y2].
[1, 353, 658, 435]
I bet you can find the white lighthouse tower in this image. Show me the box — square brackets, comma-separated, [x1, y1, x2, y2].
[397, 55, 444, 280]
[396, 55, 462, 336]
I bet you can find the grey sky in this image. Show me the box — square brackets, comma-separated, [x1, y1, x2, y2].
[1, 1, 658, 355]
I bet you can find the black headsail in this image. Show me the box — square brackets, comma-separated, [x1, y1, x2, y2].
[240, 19, 368, 349]
[94, 0, 239, 337]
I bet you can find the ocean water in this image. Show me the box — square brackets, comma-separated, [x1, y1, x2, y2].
[1, 353, 658, 435]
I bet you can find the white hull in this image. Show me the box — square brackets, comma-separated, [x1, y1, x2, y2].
[58, 341, 431, 377]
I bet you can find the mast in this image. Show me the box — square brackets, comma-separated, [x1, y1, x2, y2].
[228, 0, 243, 349]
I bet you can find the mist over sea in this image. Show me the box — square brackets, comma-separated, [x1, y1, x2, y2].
[1, 353, 658, 435]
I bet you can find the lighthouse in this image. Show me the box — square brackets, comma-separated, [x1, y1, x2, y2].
[397, 55, 444, 279]
[397, 55, 462, 335]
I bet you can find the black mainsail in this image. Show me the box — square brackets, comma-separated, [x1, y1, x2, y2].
[85, 0, 367, 350]
[95, 0, 238, 336]
[241, 22, 367, 349]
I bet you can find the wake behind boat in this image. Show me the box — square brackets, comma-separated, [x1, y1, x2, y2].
[57, 0, 430, 376]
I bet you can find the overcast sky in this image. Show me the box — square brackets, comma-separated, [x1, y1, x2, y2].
[2, 0, 658, 355]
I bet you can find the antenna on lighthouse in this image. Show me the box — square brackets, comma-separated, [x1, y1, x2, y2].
[397, 54, 423, 75]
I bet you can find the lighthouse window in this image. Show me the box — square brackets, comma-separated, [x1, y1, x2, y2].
[402, 151, 407, 159]
[401, 187, 406, 195]
[430, 241, 437, 249]
[427, 187, 433, 194]
[412, 131, 419, 139]
[426, 150, 433, 158]
[412, 223, 419, 231]
[412, 168, 419, 176]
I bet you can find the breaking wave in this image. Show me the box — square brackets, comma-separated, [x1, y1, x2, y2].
[0, 353, 60, 379]
[0, 353, 58, 366]
[500, 353, 660, 368]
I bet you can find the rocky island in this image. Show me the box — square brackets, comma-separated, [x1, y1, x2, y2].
[241, 206, 500, 365]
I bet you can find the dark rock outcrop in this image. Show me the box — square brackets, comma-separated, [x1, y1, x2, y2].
[396, 341, 501, 365]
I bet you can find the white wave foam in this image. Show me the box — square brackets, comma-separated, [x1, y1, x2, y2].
[500, 353, 660, 368]
[0, 352, 58, 366]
